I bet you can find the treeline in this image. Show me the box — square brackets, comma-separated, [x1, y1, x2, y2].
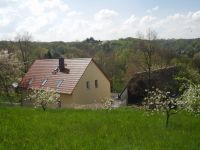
[0, 37, 200, 92]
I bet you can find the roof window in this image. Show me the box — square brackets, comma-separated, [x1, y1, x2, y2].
[56, 79, 64, 88]
[41, 78, 48, 86]
[28, 77, 34, 85]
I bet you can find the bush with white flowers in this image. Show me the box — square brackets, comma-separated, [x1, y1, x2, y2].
[29, 88, 60, 111]
[144, 88, 182, 127]
[181, 84, 200, 115]
[101, 97, 114, 110]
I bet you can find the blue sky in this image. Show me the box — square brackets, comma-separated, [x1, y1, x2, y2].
[0, 0, 200, 41]
[66, 0, 200, 17]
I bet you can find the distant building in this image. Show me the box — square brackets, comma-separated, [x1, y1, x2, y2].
[119, 66, 180, 105]
[20, 58, 111, 108]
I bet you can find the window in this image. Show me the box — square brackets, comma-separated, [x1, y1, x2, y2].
[95, 80, 98, 88]
[28, 77, 34, 85]
[41, 78, 48, 86]
[57, 79, 64, 88]
[86, 81, 90, 89]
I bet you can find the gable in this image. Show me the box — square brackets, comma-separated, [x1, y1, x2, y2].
[91, 59, 111, 84]
[71, 60, 111, 103]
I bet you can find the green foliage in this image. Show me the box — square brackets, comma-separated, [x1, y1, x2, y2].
[112, 76, 124, 92]
[32, 47, 48, 59]
[27, 38, 200, 92]
[1, 38, 200, 92]
[175, 65, 200, 94]
[193, 52, 200, 73]
[181, 84, 200, 115]
[0, 107, 200, 149]
[0, 55, 21, 103]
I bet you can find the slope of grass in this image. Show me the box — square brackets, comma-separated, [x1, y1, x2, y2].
[0, 107, 200, 150]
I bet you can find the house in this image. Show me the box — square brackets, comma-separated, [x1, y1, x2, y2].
[119, 66, 180, 105]
[20, 58, 111, 107]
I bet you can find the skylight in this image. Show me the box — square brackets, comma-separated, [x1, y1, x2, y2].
[29, 77, 34, 85]
[57, 79, 64, 88]
[41, 78, 48, 86]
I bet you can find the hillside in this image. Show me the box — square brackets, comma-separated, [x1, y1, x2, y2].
[0, 38, 200, 92]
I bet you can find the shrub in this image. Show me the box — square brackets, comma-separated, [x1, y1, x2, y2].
[181, 84, 200, 115]
[101, 97, 114, 110]
[144, 88, 183, 127]
[28, 88, 60, 111]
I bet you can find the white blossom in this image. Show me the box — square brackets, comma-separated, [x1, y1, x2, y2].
[144, 88, 181, 127]
[28, 88, 60, 111]
[181, 84, 200, 114]
[101, 97, 114, 110]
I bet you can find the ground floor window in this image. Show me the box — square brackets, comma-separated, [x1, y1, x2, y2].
[86, 81, 90, 89]
[95, 80, 98, 88]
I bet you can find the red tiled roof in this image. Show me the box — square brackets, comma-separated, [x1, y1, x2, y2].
[20, 58, 92, 94]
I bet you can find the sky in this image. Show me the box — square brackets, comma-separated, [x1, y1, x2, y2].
[0, 0, 200, 41]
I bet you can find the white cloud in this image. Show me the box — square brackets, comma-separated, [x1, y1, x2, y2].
[192, 10, 200, 21]
[0, 0, 18, 8]
[19, 0, 69, 15]
[42, 19, 91, 41]
[124, 15, 137, 25]
[118, 11, 200, 40]
[146, 6, 159, 13]
[94, 9, 118, 21]
[0, 1, 200, 41]
[67, 11, 82, 17]
[140, 16, 157, 24]
[0, 7, 19, 27]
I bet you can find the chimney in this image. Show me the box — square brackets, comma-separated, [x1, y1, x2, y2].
[59, 58, 65, 72]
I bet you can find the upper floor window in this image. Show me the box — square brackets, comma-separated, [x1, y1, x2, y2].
[95, 80, 98, 88]
[86, 81, 90, 89]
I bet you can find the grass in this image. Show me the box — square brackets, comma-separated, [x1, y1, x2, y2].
[0, 107, 200, 150]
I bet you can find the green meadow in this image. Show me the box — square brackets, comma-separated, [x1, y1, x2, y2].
[0, 107, 200, 150]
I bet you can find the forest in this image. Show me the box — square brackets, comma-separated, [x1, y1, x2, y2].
[0, 33, 200, 95]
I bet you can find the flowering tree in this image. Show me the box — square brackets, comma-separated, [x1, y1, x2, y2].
[181, 84, 200, 115]
[144, 88, 183, 127]
[29, 88, 60, 111]
[101, 97, 114, 110]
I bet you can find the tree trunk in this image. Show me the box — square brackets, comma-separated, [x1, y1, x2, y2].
[58, 101, 61, 108]
[42, 104, 46, 111]
[19, 88, 24, 106]
[41, 102, 47, 111]
[5, 86, 12, 104]
[148, 66, 151, 90]
[166, 111, 170, 127]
